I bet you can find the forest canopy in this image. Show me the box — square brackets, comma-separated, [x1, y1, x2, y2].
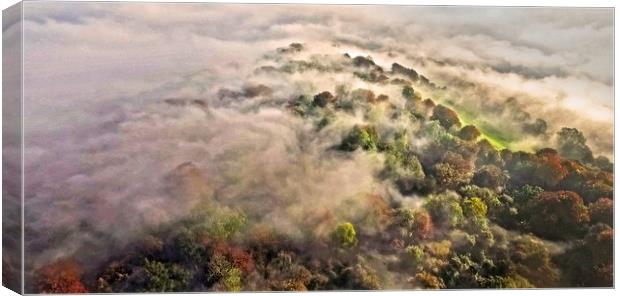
[26, 44, 613, 292]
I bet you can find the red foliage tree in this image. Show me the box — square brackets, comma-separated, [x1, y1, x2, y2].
[525, 191, 589, 240]
[36, 259, 88, 293]
[559, 160, 612, 203]
[533, 148, 568, 189]
[213, 244, 255, 274]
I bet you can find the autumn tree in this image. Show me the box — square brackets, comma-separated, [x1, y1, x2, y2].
[524, 191, 589, 240]
[265, 252, 312, 291]
[206, 254, 242, 291]
[458, 125, 481, 141]
[505, 149, 567, 189]
[36, 259, 88, 293]
[532, 148, 568, 189]
[413, 271, 444, 289]
[432, 152, 474, 190]
[391, 208, 434, 242]
[588, 198, 612, 226]
[430, 105, 461, 130]
[559, 160, 612, 203]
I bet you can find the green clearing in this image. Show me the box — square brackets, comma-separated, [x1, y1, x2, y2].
[444, 103, 512, 150]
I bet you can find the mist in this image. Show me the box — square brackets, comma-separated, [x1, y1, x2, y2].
[16, 2, 613, 290]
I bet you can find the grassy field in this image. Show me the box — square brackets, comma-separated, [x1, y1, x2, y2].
[444, 103, 512, 150]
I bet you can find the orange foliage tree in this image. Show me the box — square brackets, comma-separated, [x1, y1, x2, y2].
[36, 259, 88, 293]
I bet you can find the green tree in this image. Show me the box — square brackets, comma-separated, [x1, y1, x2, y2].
[332, 222, 358, 248]
[405, 245, 425, 270]
[424, 193, 464, 228]
[462, 197, 487, 220]
[556, 127, 594, 163]
[339, 125, 380, 152]
[402, 85, 417, 100]
[141, 259, 190, 292]
[207, 254, 242, 291]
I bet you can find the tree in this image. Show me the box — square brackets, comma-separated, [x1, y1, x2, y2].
[313, 91, 335, 107]
[338, 263, 381, 290]
[412, 210, 434, 240]
[36, 259, 88, 293]
[506, 185, 544, 228]
[580, 224, 613, 286]
[560, 224, 613, 287]
[558, 159, 613, 203]
[332, 222, 358, 248]
[431, 105, 461, 130]
[439, 254, 481, 288]
[476, 139, 503, 167]
[207, 254, 242, 291]
[458, 125, 481, 141]
[507, 149, 567, 189]
[141, 259, 191, 292]
[382, 134, 426, 193]
[339, 125, 380, 152]
[532, 148, 568, 189]
[523, 118, 547, 135]
[265, 252, 312, 291]
[473, 165, 508, 189]
[413, 271, 444, 289]
[556, 127, 594, 163]
[424, 193, 464, 228]
[213, 244, 255, 274]
[402, 86, 417, 100]
[462, 197, 487, 220]
[392, 63, 419, 81]
[350, 89, 376, 103]
[404, 245, 425, 270]
[509, 235, 559, 287]
[391, 208, 433, 242]
[352, 56, 376, 67]
[589, 198, 612, 226]
[524, 191, 589, 240]
[432, 152, 474, 190]
[593, 155, 613, 172]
